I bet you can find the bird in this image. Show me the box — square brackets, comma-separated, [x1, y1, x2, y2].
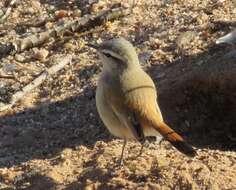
[90, 37, 197, 164]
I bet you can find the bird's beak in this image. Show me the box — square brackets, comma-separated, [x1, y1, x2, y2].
[87, 43, 100, 51]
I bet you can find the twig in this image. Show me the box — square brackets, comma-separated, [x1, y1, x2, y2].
[50, 26, 104, 50]
[0, 55, 73, 112]
[0, 0, 18, 23]
[0, 4, 131, 58]
[0, 75, 15, 79]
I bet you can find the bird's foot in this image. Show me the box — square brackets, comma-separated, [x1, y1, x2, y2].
[158, 136, 165, 145]
[135, 139, 148, 158]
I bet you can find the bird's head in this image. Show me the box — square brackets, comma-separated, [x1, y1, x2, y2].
[89, 38, 140, 73]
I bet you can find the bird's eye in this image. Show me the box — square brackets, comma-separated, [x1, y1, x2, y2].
[103, 52, 112, 58]
[102, 51, 122, 63]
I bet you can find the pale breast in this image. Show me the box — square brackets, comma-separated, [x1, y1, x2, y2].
[96, 76, 136, 139]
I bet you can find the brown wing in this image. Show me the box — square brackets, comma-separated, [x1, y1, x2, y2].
[109, 102, 145, 141]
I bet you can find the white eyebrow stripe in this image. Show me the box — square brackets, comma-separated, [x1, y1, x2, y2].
[101, 49, 126, 62]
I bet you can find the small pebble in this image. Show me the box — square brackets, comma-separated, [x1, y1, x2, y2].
[55, 10, 68, 19]
[34, 49, 49, 61]
[73, 9, 82, 17]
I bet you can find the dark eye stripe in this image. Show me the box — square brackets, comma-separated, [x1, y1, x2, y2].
[103, 52, 121, 62]
[103, 52, 112, 58]
[101, 50, 125, 63]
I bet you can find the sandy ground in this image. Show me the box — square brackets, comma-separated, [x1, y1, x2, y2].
[0, 0, 236, 189]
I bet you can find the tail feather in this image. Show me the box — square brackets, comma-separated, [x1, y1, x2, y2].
[154, 122, 197, 157]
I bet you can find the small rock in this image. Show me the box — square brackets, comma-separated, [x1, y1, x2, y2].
[122, 3, 131, 8]
[47, 170, 64, 183]
[12, 11, 19, 19]
[45, 22, 53, 29]
[73, 9, 82, 17]
[60, 148, 73, 158]
[64, 42, 75, 51]
[55, 10, 68, 19]
[177, 31, 197, 48]
[90, 3, 99, 13]
[15, 54, 25, 62]
[34, 49, 49, 61]
[32, 0, 41, 10]
[3, 63, 16, 74]
[90, 1, 106, 13]
[27, 7, 36, 14]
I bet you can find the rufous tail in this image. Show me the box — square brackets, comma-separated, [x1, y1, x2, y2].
[154, 121, 197, 157]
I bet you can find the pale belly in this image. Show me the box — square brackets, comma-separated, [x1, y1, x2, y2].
[98, 107, 161, 140]
[96, 94, 136, 139]
[96, 90, 160, 139]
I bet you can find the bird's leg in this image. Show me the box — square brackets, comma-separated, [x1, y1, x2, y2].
[119, 139, 127, 166]
[136, 138, 146, 158]
[137, 142, 144, 157]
